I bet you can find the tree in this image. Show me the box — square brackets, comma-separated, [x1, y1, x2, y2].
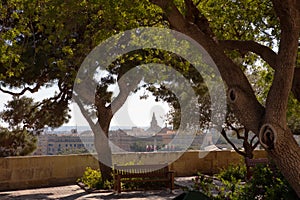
[2, 1, 300, 194]
[0, 97, 36, 156]
[0, 0, 164, 181]
[150, 0, 300, 196]
[0, 96, 71, 156]
[0, 127, 37, 156]
[1, 96, 70, 131]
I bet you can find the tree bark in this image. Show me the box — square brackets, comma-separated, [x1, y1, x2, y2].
[264, 126, 300, 195]
[150, 0, 300, 196]
[74, 66, 142, 182]
[93, 117, 113, 182]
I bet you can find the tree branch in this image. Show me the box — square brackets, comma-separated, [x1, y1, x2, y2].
[151, 0, 265, 134]
[185, 0, 216, 39]
[109, 72, 142, 115]
[219, 40, 278, 69]
[264, 0, 300, 127]
[150, 0, 190, 33]
[219, 39, 300, 104]
[252, 140, 260, 150]
[0, 83, 41, 96]
[221, 128, 246, 157]
[73, 94, 96, 130]
[250, 134, 258, 146]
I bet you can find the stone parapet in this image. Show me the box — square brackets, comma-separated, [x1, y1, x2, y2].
[0, 150, 267, 191]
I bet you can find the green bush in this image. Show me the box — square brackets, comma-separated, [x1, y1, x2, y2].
[77, 167, 112, 190]
[239, 165, 298, 200]
[192, 163, 298, 200]
[217, 164, 246, 182]
[192, 172, 214, 195]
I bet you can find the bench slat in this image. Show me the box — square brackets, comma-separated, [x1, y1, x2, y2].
[113, 164, 174, 193]
[121, 178, 169, 182]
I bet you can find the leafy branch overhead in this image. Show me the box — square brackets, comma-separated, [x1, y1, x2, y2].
[150, 0, 300, 196]
[0, 0, 300, 195]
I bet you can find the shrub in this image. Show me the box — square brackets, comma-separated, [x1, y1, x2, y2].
[239, 164, 298, 200]
[192, 172, 214, 195]
[192, 163, 298, 200]
[77, 167, 113, 190]
[217, 164, 246, 183]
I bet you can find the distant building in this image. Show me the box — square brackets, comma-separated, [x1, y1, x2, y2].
[34, 131, 95, 155]
[35, 112, 241, 155]
[146, 113, 162, 133]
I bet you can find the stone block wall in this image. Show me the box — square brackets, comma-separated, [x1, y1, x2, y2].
[0, 154, 99, 191]
[0, 150, 267, 191]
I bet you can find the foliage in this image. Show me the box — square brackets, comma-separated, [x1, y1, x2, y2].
[0, 96, 69, 157]
[217, 164, 246, 183]
[192, 173, 214, 195]
[1, 96, 69, 131]
[192, 164, 297, 200]
[0, 0, 163, 179]
[239, 165, 298, 200]
[77, 167, 113, 190]
[193, 165, 245, 200]
[57, 148, 89, 155]
[0, 127, 37, 156]
[1, 0, 300, 190]
[121, 178, 166, 191]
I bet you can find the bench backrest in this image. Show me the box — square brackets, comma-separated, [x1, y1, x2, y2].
[114, 164, 169, 175]
[245, 157, 269, 167]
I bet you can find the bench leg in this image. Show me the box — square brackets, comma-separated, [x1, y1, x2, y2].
[113, 175, 117, 192]
[170, 173, 174, 191]
[167, 172, 174, 193]
[117, 175, 121, 194]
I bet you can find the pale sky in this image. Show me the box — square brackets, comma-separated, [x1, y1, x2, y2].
[70, 89, 170, 128]
[0, 86, 170, 128]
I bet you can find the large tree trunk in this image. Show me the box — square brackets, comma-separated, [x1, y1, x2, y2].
[150, 0, 300, 196]
[94, 131, 113, 182]
[93, 111, 113, 182]
[260, 125, 300, 196]
[95, 140, 113, 182]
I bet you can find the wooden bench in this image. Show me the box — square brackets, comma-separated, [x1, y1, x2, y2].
[245, 157, 269, 180]
[113, 164, 175, 193]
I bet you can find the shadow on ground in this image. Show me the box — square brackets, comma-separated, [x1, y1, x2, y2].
[0, 188, 183, 200]
[87, 190, 181, 199]
[0, 192, 90, 200]
[0, 192, 54, 200]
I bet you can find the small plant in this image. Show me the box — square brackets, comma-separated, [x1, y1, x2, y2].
[77, 167, 113, 190]
[239, 164, 298, 200]
[217, 164, 246, 183]
[191, 163, 298, 200]
[192, 172, 215, 197]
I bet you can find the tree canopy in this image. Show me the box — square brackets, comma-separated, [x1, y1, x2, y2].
[1, 0, 300, 195]
[150, 0, 300, 195]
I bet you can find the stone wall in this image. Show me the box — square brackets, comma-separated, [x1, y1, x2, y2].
[0, 150, 267, 191]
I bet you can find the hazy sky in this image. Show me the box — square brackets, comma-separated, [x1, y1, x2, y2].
[71, 89, 170, 128]
[0, 86, 170, 128]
